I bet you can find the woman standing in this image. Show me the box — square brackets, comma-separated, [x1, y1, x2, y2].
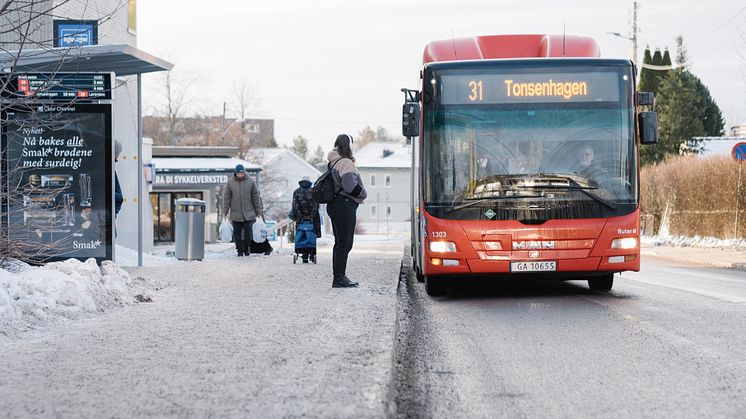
[327, 134, 367, 288]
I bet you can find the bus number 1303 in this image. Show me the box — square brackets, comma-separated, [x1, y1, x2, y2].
[432, 231, 447, 238]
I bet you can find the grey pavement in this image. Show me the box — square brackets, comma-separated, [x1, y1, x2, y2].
[0, 237, 406, 418]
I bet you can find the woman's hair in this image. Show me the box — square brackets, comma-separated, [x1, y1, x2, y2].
[334, 134, 355, 162]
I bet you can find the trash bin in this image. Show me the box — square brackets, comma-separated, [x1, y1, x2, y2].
[175, 198, 205, 261]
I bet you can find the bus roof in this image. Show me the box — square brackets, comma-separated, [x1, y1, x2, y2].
[423, 34, 600, 64]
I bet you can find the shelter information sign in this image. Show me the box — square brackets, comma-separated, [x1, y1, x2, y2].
[1, 104, 113, 261]
[54, 20, 98, 47]
[3, 73, 113, 100]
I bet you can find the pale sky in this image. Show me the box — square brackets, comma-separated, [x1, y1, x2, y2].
[138, 0, 746, 151]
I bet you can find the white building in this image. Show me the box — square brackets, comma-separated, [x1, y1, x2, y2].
[730, 121, 746, 137]
[354, 142, 412, 230]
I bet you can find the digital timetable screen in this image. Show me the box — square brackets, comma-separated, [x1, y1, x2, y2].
[3, 73, 113, 100]
[438, 71, 622, 105]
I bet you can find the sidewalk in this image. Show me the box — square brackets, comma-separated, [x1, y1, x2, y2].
[641, 240, 746, 271]
[1, 236, 407, 417]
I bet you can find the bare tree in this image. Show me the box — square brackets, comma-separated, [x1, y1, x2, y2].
[159, 69, 199, 146]
[1, 1, 127, 264]
[230, 78, 261, 158]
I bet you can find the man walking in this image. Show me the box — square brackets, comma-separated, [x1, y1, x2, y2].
[222, 164, 264, 257]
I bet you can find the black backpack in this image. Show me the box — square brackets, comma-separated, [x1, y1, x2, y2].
[311, 159, 342, 204]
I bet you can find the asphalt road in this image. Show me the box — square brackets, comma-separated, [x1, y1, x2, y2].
[392, 258, 746, 418]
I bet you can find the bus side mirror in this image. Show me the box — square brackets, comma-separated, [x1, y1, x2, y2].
[402, 103, 420, 138]
[639, 111, 658, 145]
[401, 88, 420, 138]
[638, 92, 654, 106]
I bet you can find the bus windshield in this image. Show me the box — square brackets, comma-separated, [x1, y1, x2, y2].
[423, 63, 637, 220]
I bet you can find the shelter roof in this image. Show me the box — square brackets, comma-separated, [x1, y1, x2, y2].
[0, 44, 173, 76]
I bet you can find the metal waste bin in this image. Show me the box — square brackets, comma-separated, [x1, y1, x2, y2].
[175, 198, 205, 261]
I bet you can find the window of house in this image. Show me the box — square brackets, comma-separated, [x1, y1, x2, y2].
[371, 205, 377, 218]
[246, 124, 260, 133]
[370, 174, 376, 187]
[387, 206, 392, 219]
[385, 174, 391, 187]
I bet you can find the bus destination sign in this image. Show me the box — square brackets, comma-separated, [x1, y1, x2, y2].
[4, 73, 112, 100]
[440, 71, 621, 105]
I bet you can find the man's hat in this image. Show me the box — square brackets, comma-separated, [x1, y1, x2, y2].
[299, 175, 311, 185]
[234, 164, 245, 173]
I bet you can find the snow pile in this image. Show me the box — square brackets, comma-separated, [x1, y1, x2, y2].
[115, 244, 177, 267]
[642, 235, 746, 250]
[0, 259, 152, 338]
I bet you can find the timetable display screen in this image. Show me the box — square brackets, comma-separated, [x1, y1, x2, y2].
[3, 73, 112, 100]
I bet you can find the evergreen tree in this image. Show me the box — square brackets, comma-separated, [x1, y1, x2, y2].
[674, 36, 688, 68]
[638, 47, 671, 95]
[652, 48, 663, 66]
[308, 145, 325, 166]
[662, 48, 672, 66]
[641, 38, 707, 166]
[638, 47, 655, 92]
[694, 77, 725, 136]
[291, 135, 309, 160]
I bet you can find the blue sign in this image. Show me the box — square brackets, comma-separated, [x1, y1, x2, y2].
[54, 20, 98, 47]
[733, 142, 746, 163]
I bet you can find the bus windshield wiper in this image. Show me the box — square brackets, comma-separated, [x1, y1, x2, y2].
[445, 194, 544, 213]
[516, 174, 616, 210]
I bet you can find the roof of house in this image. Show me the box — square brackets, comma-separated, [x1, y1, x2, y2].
[152, 157, 261, 173]
[152, 145, 239, 158]
[354, 142, 412, 169]
[250, 148, 321, 176]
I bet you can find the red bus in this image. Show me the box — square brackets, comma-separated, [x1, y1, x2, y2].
[402, 34, 658, 296]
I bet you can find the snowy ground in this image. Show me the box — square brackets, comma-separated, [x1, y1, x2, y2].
[1, 232, 405, 341]
[1, 235, 405, 417]
[642, 234, 746, 250]
[0, 258, 156, 340]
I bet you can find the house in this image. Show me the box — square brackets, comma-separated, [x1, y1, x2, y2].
[354, 142, 412, 229]
[248, 148, 321, 221]
[730, 121, 746, 137]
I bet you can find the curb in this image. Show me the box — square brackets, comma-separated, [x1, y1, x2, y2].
[731, 263, 746, 272]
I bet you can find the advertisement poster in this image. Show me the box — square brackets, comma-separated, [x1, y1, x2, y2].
[2, 104, 113, 261]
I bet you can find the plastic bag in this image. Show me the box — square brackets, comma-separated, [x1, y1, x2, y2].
[219, 218, 233, 242]
[252, 218, 268, 242]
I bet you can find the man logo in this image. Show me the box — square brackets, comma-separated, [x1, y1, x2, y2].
[529, 251, 540, 259]
[513, 241, 555, 250]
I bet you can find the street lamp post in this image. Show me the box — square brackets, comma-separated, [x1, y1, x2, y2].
[608, 0, 638, 69]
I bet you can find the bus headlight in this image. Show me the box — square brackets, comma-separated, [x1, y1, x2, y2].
[429, 241, 457, 252]
[611, 237, 637, 249]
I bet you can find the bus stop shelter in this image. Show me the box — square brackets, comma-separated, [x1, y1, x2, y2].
[1, 44, 173, 266]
